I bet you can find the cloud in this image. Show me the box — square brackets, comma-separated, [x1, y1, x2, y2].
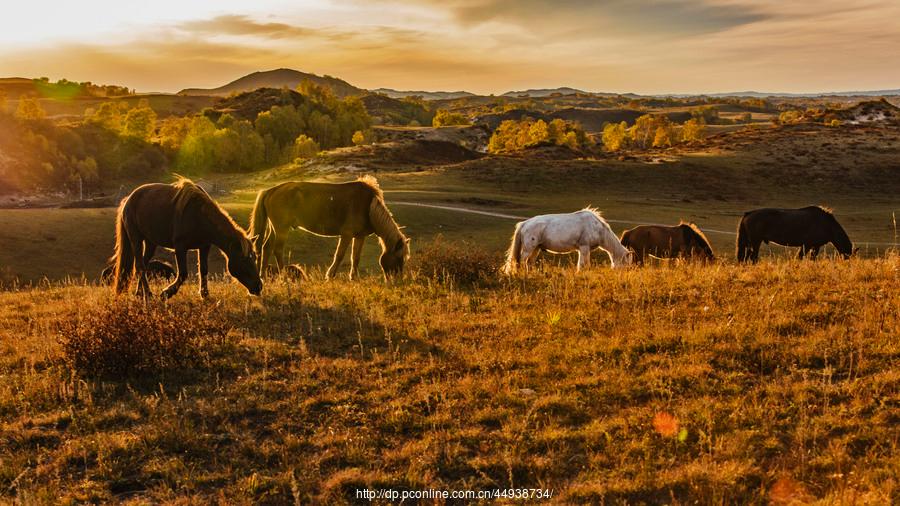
[178, 15, 315, 39]
[361, 0, 768, 37]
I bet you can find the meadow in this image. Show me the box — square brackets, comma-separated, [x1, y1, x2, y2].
[1, 256, 898, 504]
[1, 103, 899, 503]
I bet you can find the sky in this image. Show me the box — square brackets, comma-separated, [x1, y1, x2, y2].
[1, 0, 899, 95]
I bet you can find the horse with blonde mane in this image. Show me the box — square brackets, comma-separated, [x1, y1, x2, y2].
[503, 208, 632, 273]
[249, 176, 410, 280]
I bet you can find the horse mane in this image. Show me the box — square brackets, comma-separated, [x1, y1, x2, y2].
[581, 206, 606, 223]
[368, 188, 407, 253]
[172, 177, 251, 246]
[680, 221, 713, 249]
[806, 204, 833, 214]
[357, 175, 384, 199]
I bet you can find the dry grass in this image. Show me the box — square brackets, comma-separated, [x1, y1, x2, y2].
[0, 256, 898, 504]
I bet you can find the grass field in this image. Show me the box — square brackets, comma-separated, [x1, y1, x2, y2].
[1, 123, 899, 283]
[1, 257, 898, 503]
[1, 122, 899, 503]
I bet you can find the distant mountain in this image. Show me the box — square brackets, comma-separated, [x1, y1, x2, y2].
[672, 89, 900, 98]
[178, 68, 364, 98]
[371, 88, 476, 100]
[501, 87, 587, 98]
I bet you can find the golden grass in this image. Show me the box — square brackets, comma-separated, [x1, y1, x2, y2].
[0, 256, 898, 503]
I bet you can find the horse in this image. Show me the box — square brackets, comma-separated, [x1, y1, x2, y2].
[620, 222, 715, 265]
[736, 206, 855, 262]
[249, 176, 410, 280]
[502, 208, 632, 273]
[113, 178, 262, 298]
[100, 259, 174, 284]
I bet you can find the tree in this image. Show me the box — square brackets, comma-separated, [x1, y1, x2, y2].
[293, 134, 320, 159]
[15, 97, 45, 121]
[681, 118, 706, 142]
[602, 121, 628, 151]
[526, 119, 550, 145]
[123, 101, 157, 141]
[432, 109, 471, 127]
[352, 129, 374, 146]
[88, 101, 127, 131]
[652, 125, 675, 148]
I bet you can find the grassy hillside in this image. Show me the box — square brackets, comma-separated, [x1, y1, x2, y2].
[1, 257, 898, 503]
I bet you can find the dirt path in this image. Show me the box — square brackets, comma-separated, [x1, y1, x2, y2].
[390, 201, 740, 236]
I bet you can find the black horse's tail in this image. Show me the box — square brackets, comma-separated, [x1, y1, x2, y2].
[113, 200, 133, 294]
[736, 215, 751, 263]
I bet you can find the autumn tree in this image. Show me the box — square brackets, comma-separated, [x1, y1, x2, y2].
[602, 121, 628, 151]
[15, 97, 45, 121]
[432, 109, 471, 127]
[123, 100, 157, 141]
[293, 134, 320, 159]
[681, 118, 706, 142]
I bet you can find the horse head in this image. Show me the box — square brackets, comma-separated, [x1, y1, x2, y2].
[227, 235, 263, 295]
[380, 237, 410, 279]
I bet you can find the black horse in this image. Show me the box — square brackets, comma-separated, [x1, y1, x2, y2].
[736, 206, 854, 262]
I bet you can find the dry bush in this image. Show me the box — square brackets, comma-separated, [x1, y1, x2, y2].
[56, 298, 231, 378]
[412, 235, 499, 285]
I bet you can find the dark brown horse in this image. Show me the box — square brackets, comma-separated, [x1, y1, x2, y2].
[113, 178, 262, 298]
[249, 176, 409, 280]
[620, 222, 715, 265]
[736, 206, 854, 262]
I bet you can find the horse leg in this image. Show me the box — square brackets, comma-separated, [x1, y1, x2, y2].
[162, 248, 188, 299]
[521, 243, 540, 272]
[326, 236, 351, 279]
[349, 235, 366, 280]
[272, 236, 287, 271]
[810, 246, 821, 260]
[797, 245, 807, 259]
[133, 239, 151, 299]
[633, 249, 645, 266]
[577, 245, 591, 271]
[750, 240, 762, 263]
[197, 245, 210, 298]
[143, 243, 157, 265]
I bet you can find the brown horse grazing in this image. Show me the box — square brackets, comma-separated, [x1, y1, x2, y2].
[100, 259, 174, 284]
[736, 206, 854, 262]
[249, 176, 409, 280]
[113, 178, 262, 298]
[620, 222, 715, 265]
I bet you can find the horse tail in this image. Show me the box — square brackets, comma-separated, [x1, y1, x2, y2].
[112, 199, 133, 294]
[503, 222, 524, 274]
[249, 188, 271, 252]
[736, 214, 751, 262]
[620, 229, 632, 249]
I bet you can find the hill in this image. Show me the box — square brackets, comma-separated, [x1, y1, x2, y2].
[501, 87, 588, 98]
[178, 68, 364, 98]
[0, 78, 35, 99]
[370, 88, 476, 100]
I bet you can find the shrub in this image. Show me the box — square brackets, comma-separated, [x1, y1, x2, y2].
[602, 121, 628, 151]
[681, 118, 707, 143]
[56, 299, 232, 378]
[432, 109, 471, 127]
[293, 134, 320, 159]
[412, 236, 499, 286]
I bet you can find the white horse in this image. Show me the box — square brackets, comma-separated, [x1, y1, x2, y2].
[503, 208, 632, 273]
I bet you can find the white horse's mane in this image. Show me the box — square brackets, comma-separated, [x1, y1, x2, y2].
[581, 206, 607, 225]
